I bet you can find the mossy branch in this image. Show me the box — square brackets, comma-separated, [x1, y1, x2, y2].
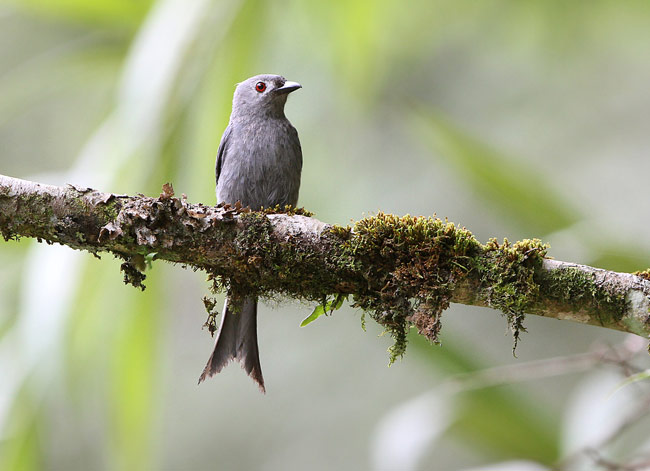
[1, 173, 649, 358]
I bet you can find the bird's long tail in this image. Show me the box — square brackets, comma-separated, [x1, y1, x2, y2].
[198, 296, 265, 392]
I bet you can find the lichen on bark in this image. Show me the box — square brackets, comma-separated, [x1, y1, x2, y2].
[1, 174, 649, 362]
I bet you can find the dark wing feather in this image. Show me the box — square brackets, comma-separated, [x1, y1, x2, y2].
[215, 124, 232, 189]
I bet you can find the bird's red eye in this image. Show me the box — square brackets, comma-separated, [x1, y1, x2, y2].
[255, 82, 266, 93]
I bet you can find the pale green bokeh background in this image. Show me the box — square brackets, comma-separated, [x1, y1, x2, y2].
[1, 1, 650, 470]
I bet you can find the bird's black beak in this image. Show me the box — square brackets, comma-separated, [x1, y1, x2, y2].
[274, 81, 302, 95]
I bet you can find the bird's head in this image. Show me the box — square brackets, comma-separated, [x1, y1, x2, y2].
[231, 74, 302, 119]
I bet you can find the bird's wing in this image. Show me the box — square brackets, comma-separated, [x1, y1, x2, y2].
[215, 124, 232, 188]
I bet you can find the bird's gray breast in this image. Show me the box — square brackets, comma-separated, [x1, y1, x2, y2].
[217, 118, 302, 209]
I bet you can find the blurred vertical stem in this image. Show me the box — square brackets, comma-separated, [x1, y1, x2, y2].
[1, 0, 245, 468]
[109, 270, 163, 471]
[0, 388, 43, 471]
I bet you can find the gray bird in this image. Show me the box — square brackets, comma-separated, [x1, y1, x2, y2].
[198, 74, 303, 392]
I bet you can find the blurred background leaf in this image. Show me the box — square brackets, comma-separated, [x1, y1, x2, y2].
[412, 109, 578, 236]
[4, 0, 153, 27]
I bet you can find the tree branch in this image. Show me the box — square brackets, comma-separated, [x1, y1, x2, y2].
[1, 173, 649, 353]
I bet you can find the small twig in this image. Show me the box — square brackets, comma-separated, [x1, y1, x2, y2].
[441, 335, 647, 394]
[558, 386, 650, 470]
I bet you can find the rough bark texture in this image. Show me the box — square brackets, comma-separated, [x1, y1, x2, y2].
[1, 173, 649, 351]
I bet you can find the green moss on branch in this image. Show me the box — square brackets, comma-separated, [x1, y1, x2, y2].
[1, 174, 648, 363]
[311, 213, 548, 361]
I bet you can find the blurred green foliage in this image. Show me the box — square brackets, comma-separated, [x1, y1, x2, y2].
[5, 0, 153, 27]
[1, 0, 649, 470]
